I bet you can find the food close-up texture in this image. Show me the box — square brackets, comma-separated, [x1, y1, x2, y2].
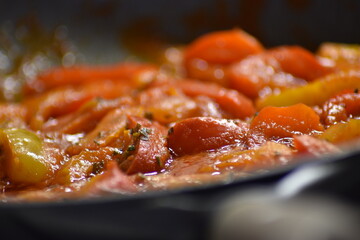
[0, 28, 359, 202]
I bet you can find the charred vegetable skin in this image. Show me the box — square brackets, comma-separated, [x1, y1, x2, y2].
[0, 29, 359, 201]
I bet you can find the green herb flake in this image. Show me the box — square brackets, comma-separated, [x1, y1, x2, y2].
[156, 156, 163, 167]
[132, 132, 140, 138]
[168, 127, 174, 135]
[112, 148, 122, 156]
[137, 173, 146, 180]
[130, 123, 142, 135]
[139, 128, 152, 141]
[127, 144, 136, 151]
[96, 131, 105, 139]
[92, 161, 105, 175]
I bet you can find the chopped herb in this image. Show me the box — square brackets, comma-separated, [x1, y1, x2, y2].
[139, 128, 152, 141]
[127, 144, 136, 151]
[168, 127, 174, 135]
[129, 123, 152, 141]
[137, 173, 146, 180]
[355, 88, 359, 94]
[92, 161, 105, 174]
[93, 139, 100, 145]
[112, 148, 122, 156]
[156, 156, 162, 167]
[144, 112, 154, 120]
[132, 132, 140, 138]
[97, 131, 105, 139]
[122, 144, 137, 159]
[130, 123, 142, 134]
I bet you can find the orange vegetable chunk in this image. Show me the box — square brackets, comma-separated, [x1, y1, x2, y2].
[250, 103, 324, 141]
[81, 161, 138, 196]
[25, 63, 157, 94]
[120, 116, 169, 175]
[321, 90, 360, 126]
[24, 81, 134, 130]
[228, 53, 306, 99]
[176, 80, 255, 119]
[167, 117, 248, 156]
[183, 29, 264, 85]
[267, 46, 333, 81]
[294, 135, 341, 157]
[227, 46, 332, 99]
[184, 29, 264, 65]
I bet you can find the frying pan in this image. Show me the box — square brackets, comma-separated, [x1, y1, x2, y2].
[1, 1, 360, 239]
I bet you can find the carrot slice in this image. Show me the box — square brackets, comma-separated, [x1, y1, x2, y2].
[184, 29, 264, 65]
[168, 141, 293, 175]
[167, 117, 248, 156]
[293, 135, 341, 157]
[42, 97, 134, 134]
[75, 108, 139, 152]
[25, 63, 157, 95]
[267, 46, 333, 81]
[227, 46, 332, 99]
[54, 147, 119, 185]
[321, 90, 360, 126]
[137, 85, 206, 124]
[176, 80, 255, 119]
[116, 116, 169, 175]
[183, 61, 228, 86]
[24, 80, 134, 130]
[80, 161, 138, 196]
[183, 29, 264, 85]
[249, 103, 324, 142]
[228, 53, 306, 99]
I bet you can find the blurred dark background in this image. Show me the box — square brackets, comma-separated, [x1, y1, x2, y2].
[1, 0, 359, 63]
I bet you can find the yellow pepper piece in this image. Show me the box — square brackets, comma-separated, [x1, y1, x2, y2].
[319, 119, 360, 144]
[318, 42, 360, 64]
[256, 70, 360, 109]
[0, 128, 50, 184]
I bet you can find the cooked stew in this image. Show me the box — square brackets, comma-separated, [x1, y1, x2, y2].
[0, 29, 359, 201]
